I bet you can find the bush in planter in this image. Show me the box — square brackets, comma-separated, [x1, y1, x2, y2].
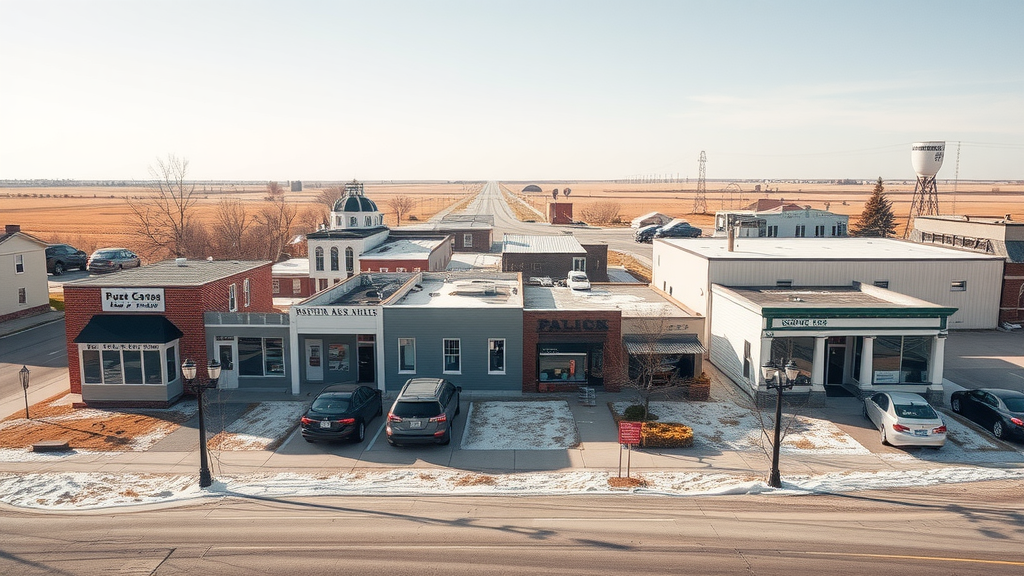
[686, 372, 711, 401]
[622, 404, 658, 421]
[641, 422, 694, 448]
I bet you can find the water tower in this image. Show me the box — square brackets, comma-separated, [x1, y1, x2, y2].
[907, 141, 945, 221]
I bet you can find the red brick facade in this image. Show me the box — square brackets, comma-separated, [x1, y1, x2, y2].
[522, 310, 623, 393]
[547, 202, 573, 225]
[999, 261, 1024, 323]
[64, 263, 275, 395]
[0, 303, 51, 324]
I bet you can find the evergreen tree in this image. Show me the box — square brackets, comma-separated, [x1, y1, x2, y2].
[850, 177, 897, 237]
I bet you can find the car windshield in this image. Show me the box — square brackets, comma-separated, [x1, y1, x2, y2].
[1002, 397, 1024, 412]
[310, 393, 351, 412]
[392, 401, 442, 418]
[894, 404, 938, 419]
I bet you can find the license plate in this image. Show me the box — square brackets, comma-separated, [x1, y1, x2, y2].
[914, 429, 927, 436]
[410, 420, 423, 429]
[320, 421, 331, 429]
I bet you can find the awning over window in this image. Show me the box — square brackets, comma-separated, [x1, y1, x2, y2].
[74, 315, 184, 344]
[623, 335, 706, 355]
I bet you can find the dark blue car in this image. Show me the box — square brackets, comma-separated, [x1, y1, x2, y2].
[300, 384, 382, 443]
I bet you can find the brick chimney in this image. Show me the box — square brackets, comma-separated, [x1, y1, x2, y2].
[5, 224, 21, 234]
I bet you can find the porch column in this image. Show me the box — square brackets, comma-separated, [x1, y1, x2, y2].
[289, 314, 301, 395]
[759, 336, 773, 390]
[810, 337, 826, 393]
[858, 336, 874, 390]
[928, 334, 946, 388]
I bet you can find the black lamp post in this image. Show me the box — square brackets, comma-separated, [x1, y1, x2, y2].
[181, 358, 221, 488]
[19, 365, 30, 419]
[761, 360, 799, 488]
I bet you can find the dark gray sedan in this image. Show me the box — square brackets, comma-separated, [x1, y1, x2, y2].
[300, 384, 382, 443]
[950, 388, 1024, 440]
[87, 248, 141, 273]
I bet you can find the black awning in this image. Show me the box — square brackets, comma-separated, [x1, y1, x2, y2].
[74, 315, 184, 344]
[623, 334, 707, 355]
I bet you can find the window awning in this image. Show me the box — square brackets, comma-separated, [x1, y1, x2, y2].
[74, 315, 184, 344]
[623, 334, 706, 355]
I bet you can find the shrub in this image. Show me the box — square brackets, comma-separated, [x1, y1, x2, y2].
[623, 404, 658, 421]
[641, 422, 694, 448]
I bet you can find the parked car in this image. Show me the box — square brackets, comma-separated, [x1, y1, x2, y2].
[655, 221, 702, 239]
[87, 248, 141, 273]
[863, 391, 946, 448]
[950, 388, 1024, 440]
[45, 244, 88, 275]
[566, 270, 591, 290]
[386, 378, 461, 446]
[634, 224, 660, 243]
[300, 384, 382, 443]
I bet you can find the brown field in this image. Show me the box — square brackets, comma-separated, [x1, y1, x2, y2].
[0, 182, 481, 259]
[3, 180, 1022, 256]
[507, 180, 1024, 234]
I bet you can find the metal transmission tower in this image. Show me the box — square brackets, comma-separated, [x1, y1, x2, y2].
[694, 151, 707, 214]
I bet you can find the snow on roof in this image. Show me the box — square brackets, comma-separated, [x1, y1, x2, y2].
[661, 237, 1006, 261]
[524, 284, 698, 316]
[503, 234, 585, 254]
[392, 272, 522, 307]
[362, 238, 446, 260]
[272, 258, 309, 275]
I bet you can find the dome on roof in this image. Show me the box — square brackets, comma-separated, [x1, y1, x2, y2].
[333, 195, 379, 212]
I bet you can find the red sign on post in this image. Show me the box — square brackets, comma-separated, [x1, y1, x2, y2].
[618, 421, 643, 445]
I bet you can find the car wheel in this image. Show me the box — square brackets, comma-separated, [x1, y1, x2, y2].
[439, 425, 451, 445]
[951, 397, 961, 413]
[880, 426, 889, 446]
[993, 420, 1006, 439]
[354, 421, 365, 443]
[304, 437, 315, 443]
[387, 437, 398, 446]
[53, 262, 64, 275]
[862, 404, 870, 420]
[377, 403, 383, 417]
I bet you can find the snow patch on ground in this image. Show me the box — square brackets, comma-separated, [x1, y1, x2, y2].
[461, 401, 579, 450]
[210, 402, 307, 450]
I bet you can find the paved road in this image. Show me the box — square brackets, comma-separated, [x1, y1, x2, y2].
[0, 320, 67, 409]
[1, 486, 1020, 575]
[453, 181, 653, 266]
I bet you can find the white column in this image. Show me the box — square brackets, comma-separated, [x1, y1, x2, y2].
[859, 336, 874, 390]
[929, 335, 946, 388]
[289, 313, 301, 395]
[811, 337, 826, 392]
[759, 336, 773, 390]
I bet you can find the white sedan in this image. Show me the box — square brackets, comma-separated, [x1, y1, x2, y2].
[566, 271, 591, 290]
[863, 391, 946, 448]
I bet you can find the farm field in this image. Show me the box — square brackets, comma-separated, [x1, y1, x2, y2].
[0, 182, 480, 259]
[504, 180, 1024, 233]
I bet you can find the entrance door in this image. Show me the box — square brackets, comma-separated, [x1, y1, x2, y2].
[826, 342, 845, 385]
[357, 344, 375, 383]
[218, 341, 238, 389]
[306, 339, 324, 382]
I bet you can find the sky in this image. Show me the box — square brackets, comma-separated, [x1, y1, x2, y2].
[1, 0, 1022, 182]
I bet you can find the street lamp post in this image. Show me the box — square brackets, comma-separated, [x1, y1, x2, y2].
[761, 360, 799, 488]
[19, 366, 30, 419]
[181, 358, 222, 488]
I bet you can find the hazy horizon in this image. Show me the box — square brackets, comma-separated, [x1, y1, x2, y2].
[2, 1, 1022, 182]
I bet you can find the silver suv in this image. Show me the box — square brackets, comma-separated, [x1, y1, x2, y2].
[386, 378, 461, 446]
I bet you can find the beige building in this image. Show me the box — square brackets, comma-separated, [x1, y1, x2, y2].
[0, 225, 50, 323]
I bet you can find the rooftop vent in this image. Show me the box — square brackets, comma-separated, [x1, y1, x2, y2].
[175, 257, 187, 267]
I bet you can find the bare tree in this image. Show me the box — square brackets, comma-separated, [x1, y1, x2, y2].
[266, 181, 285, 199]
[387, 195, 415, 226]
[250, 198, 298, 261]
[211, 199, 253, 259]
[126, 154, 200, 258]
[608, 318, 694, 420]
[580, 202, 621, 224]
[309, 185, 345, 229]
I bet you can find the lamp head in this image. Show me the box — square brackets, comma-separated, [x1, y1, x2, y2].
[207, 358, 222, 382]
[181, 358, 197, 381]
[19, 365, 30, 389]
[784, 360, 799, 381]
[761, 361, 778, 381]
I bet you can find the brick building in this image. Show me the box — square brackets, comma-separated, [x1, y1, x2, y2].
[501, 234, 608, 282]
[64, 259, 273, 407]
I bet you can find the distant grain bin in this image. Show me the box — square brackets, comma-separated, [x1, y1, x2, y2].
[290, 180, 303, 192]
[522, 184, 542, 192]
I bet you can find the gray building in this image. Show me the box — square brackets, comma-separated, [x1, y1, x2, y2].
[382, 271, 524, 392]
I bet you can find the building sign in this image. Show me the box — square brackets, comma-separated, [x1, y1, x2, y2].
[83, 343, 162, 351]
[778, 318, 829, 328]
[295, 306, 378, 317]
[618, 421, 643, 445]
[537, 318, 609, 332]
[873, 370, 900, 384]
[101, 288, 165, 312]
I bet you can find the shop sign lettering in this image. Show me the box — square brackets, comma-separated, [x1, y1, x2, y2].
[295, 307, 378, 317]
[84, 343, 161, 351]
[101, 288, 165, 312]
[537, 318, 609, 332]
[778, 318, 828, 327]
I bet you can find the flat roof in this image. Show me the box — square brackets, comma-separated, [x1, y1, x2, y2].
[65, 259, 270, 288]
[362, 237, 447, 260]
[301, 272, 415, 306]
[524, 284, 699, 317]
[714, 284, 956, 315]
[391, 272, 522, 308]
[306, 227, 389, 240]
[660, 237, 1005, 261]
[272, 258, 309, 276]
[503, 233, 585, 254]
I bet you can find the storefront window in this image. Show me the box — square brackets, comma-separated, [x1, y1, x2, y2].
[166, 345, 177, 382]
[901, 336, 930, 383]
[539, 353, 587, 382]
[83, 350, 102, 384]
[488, 339, 505, 374]
[769, 336, 814, 381]
[144, 350, 162, 384]
[239, 337, 285, 376]
[123, 350, 143, 384]
[872, 336, 902, 383]
[102, 350, 123, 384]
[399, 338, 415, 372]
